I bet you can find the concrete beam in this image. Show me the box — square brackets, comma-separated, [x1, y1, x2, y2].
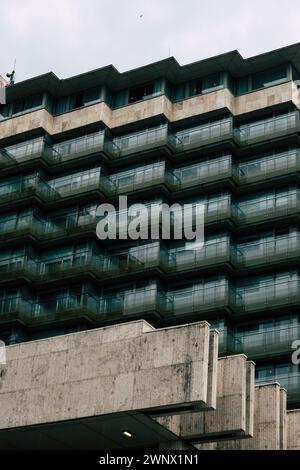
[155, 355, 254, 443]
[197, 383, 287, 450]
[0, 320, 218, 430]
[287, 410, 300, 450]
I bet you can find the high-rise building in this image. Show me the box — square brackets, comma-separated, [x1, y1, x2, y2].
[0, 43, 300, 450]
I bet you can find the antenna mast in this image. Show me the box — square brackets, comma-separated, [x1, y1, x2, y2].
[6, 59, 16, 85]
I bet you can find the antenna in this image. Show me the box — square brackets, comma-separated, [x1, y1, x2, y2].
[6, 59, 16, 86]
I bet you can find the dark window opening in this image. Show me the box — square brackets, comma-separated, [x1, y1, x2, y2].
[129, 82, 154, 103]
[189, 79, 202, 96]
[74, 93, 84, 109]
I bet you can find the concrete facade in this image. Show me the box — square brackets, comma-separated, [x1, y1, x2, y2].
[0, 321, 219, 430]
[0, 81, 298, 140]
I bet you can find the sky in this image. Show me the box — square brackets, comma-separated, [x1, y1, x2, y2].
[1, 0, 300, 83]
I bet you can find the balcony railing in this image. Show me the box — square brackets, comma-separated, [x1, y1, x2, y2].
[108, 125, 179, 159]
[172, 154, 238, 190]
[238, 149, 300, 184]
[39, 252, 116, 279]
[0, 175, 60, 205]
[236, 324, 300, 359]
[52, 131, 109, 162]
[237, 112, 300, 146]
[97, 287, 171, 320]
[236, 279, 300, 313]
[0, 214, 64, 242]
[112, 163, 169, 194]
[32, 292, 99, 324]
[0, 137, 60, 168]
[51, 173, 116, 198]
[0, 295, 33, 324]
[166, 239, 236, 272]
[237, 191, 300, 225]
[236, 234, 300, 268]
[175, 118, 234, 152]
[169, 281, 235, 317]
[0, 255, 39, 278]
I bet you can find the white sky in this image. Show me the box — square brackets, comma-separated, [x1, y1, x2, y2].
[1, 0, 300, 82]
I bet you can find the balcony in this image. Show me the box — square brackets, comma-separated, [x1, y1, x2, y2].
[0, 296, 33, 325]
[237, 191, 300, 226]
[169, 281, 235, 318]
[31, 292, 99, 324]
[172, 154, 238, 191]
[0, 176, 60, 207]
[166, 239, 236, 273]
[51, 172, 116, 199]
[236, 324, 300, 360]
[0, 215, 64, 243]
[39, 252, 118, 281]
[0, 137, 60, 168]
[238, 149, 300, 185]
[0, 255, 38, 280]
[237, 112, 300, 146]
[107, 125, 179, 159]
[52, 130, 118, 162]
[112, 163, 171, 195]
[97, 286, 170, 321]
[175, 118, 234, 153]
[236, 279, 300, 314]
[236, 235, 300, 268]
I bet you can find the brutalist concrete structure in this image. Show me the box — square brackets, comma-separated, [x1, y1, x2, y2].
[1, 43, 300, 449]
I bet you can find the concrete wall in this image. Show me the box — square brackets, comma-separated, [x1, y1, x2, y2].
[287, 410, 300, 450]
[0, 81, 298, 140]
[0, 320, 218, 430]
[155, 355, 254, 442]
[197, 383, 287, 450]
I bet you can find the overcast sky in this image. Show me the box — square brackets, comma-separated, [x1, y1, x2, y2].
[1, 0, 300, 83]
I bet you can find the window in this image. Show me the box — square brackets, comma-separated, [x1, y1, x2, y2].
[129, 82, 155, 103]
[12, 94, 43, 115]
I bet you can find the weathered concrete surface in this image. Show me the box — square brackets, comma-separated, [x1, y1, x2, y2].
[155, 355, 254, 442]
[287, 410, 300, 450]
[0, 81, 297, 140]
[0, 320, 217, 430]
[197, 383, 286, 450]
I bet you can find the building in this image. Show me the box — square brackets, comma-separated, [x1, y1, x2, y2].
[0, 43, 300, 450]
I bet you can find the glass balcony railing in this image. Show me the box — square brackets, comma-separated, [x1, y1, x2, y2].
[112, 164, 169, 194]
[0, 137, 60, 167]
[237, 112, 300, 146]
[172, 155, 238, 190]
[109, 125, 179, 159]
[39, 252, 115, 279]
[175, 118, 234, 152]
[166, 240, 236, 272]
[169, 281, 235, 317]
[236, 278, 300, 313]
[238, 149, 300, 184]
[52, 131, 110, 162]
[236, 324, 300, 359]
[32, 292, 99, 324]
[50, 213, 97, 236]
[0, 175, 60, 205]
[0, 255, 39, 278]
[97, 287, 171, 320]
[236, 235, 300, 268]
[0, 295, 33, 324]
[52, 173, 116, 198]
[0, 215, 43, 240]
[237, 191, 300, 225]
